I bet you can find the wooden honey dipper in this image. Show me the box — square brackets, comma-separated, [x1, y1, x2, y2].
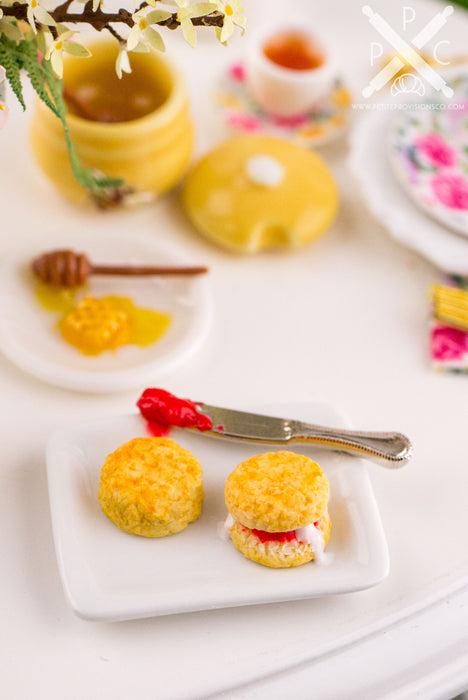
[31, 249, 209, 288]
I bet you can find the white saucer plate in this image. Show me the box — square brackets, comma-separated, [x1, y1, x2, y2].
[0, 230, 212, 392]
[215, 62, 352, 147]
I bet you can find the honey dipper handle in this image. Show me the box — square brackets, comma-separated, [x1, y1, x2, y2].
[31, 249, 209, 288]
[90, 264, 209, 276]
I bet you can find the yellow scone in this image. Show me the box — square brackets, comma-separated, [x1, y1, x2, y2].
[182, 134, 338, 253]
[98, 437, 203, 537]
[224, 451, 331, 568]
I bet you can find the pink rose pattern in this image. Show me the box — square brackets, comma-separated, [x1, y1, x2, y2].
[416, 132, 456, 167]
[272, 113, 308, 128]
[226, 112, 261, 132]
[394, 92, 468, 221]
[228, 63, 246, 82]
[431, 173, 468, 210]
[416, 131, 468, 212]
[431, 324, 468, 363]
[414, 131, 468, 211]
[218, 63, 350, 145]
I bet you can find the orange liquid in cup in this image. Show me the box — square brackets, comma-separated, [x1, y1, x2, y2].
[263, 31, 325, 71]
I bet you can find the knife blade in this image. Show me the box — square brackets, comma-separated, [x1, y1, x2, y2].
[193, 403, 412, 468]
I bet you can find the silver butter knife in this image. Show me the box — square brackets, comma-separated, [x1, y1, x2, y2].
[193, 404, 413, 468]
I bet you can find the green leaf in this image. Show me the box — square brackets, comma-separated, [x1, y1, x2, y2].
[40, 54, 124, 194]
[0, 34, 26, 109]
[0, 31, 125, 202]
[24, 57, 58, 114]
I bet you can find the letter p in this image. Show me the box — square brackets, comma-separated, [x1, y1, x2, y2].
[403, 6, 416, 31]
[370, 42, 383, 66]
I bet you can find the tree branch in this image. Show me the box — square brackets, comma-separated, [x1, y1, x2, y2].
[104, 23, 126, 44]
[2, 3, 225, 32]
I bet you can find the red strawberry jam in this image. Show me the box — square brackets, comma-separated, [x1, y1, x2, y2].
[249, 521, 321, 544]
[251, 529, 298, 543]
[137, 387, 213, 436]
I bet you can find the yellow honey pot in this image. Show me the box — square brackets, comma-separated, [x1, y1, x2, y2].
[30, 38, 194, 205]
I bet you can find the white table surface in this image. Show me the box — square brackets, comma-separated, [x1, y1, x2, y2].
[2, 0, 468, 698]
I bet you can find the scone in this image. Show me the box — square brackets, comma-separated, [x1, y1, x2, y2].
[224, 451, 331, 568]
[98, 437, 203, 537]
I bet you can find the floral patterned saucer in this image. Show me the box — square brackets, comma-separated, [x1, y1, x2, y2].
[388, 75, 468, 238]
[214, 62, 352, 147]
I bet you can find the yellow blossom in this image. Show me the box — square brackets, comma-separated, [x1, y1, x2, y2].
[115, 46, 131, 79]
[332, 87, 352, 108]
[127, 8, 171, 52]
[0, 14, 24, 41]
[215, 0, 245, 43]
[45, 29, 91, 78]
[175, 1, 218, 48]
[26, 0, 56, 34]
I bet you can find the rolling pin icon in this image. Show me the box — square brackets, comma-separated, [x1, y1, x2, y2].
[362, 5, 454, 99]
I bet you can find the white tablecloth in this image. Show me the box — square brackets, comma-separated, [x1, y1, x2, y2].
[2, 0, 468, 697]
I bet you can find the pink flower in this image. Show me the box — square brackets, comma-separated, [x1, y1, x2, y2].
[227, 112, 261, 132]
[431, 325, 468, 361]
[416, 132, 456, 167]
[431, 173, 468, 210]
[228, 63, 246, 82]
[272, 113, 308, 128]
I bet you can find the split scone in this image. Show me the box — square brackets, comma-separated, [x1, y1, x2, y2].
[98, 437, 203, 537]
[224, 451, 331, 568]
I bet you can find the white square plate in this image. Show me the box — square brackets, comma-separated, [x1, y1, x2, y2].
[46, 402, 389, 622]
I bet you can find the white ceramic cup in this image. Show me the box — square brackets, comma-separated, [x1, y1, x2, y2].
[247, 21, 335, 117]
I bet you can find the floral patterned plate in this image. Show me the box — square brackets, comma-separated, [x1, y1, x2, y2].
[349, 106, 468, 275]
[388, 75, 468, 238]
[430, 275, 468, 374]
[214, 62, 352, 147]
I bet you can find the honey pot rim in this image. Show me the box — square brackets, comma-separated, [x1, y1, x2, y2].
[37, 36, 188, 136]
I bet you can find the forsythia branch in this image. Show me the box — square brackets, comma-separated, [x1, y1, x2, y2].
[1, 2, 225, 32]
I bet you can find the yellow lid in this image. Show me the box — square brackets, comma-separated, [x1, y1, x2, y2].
[182, 135, 338, 253]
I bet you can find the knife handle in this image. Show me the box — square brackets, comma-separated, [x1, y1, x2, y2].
[291, 423, 412, 468]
